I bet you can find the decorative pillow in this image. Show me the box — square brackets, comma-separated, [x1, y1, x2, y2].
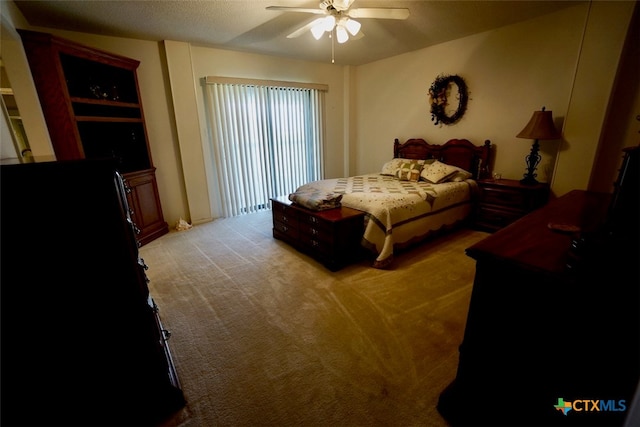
[420, 160, 460, 183]
[381, 158, 427, 176]
[396, 161, 424, 182]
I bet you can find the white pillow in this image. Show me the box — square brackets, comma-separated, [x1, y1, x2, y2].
[449, 167, 473, 182]
[420, 160, 462, 183]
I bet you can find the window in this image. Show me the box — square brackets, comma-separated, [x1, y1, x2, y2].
[203, 78, 326, 217]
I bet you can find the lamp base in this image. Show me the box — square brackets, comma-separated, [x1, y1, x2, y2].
[520, 176, 540, 186]
[521, 139, 542, 186]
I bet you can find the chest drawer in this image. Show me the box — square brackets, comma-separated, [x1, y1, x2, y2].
[299, 233, 332, 255]
[299, 215, 332, 239]
[272, 202, 299, 226]
[273, 219, 299, 240]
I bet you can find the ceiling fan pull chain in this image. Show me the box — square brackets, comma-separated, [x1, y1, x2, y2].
[331, 30, 335, 64]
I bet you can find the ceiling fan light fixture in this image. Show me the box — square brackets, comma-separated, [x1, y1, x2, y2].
[322, 15, 336, 32]
[344, 18, 361, 36]
[310, 23, 325, 39]
[269, 0, 410, 51]
[336, 25, 349, 43]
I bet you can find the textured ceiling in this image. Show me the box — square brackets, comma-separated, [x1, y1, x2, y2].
[13, 0, 581, 66]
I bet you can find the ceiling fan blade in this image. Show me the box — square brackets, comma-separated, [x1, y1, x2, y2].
[266, 6, 326, 15]
[348, 8, 410, 20]
[286, 18, 324, 38]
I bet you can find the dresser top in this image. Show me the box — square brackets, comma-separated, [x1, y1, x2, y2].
[466, 190, 611, 275]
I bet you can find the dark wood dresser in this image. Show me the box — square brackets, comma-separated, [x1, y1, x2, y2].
[271, 196, 366, 271]
[1, 160, 185, 426]
[475, 178, 550, 231]
[438, 189, 639, 426]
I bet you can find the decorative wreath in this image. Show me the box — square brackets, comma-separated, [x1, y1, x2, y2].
[428, 74, 469, 126]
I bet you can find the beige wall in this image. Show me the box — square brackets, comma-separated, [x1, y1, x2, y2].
[354, 2, 635, 197]
[554, 0, 635, 196]
[353, 4, 585, 182]
[586, 0, 640, 193]
[2, 0, 636, 225]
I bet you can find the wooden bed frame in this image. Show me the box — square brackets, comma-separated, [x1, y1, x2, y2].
[393, 138, 492, 180]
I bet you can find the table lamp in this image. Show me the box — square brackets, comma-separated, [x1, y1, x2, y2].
[516, 106, 561, 185]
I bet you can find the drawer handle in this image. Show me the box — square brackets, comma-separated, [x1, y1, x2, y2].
[282, 225, 288, 232]
[311, 228, 318, 235]
[282, 216, 288, 222]
[310, 216, 318, 223]
[312, 240, 319, 247]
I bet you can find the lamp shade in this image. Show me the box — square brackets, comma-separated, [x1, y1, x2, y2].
[516, 107, 561, 140]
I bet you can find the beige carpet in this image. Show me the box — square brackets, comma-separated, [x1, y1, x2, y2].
[140, 210, 489, 427]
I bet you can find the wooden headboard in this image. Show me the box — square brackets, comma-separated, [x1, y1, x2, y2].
[393, 138, 492, 180]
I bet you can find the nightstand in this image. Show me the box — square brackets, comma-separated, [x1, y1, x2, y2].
[474, 179, 550, 231]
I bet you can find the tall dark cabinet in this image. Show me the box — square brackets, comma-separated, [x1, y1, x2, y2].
[18, 29, 168, 246]
[1, 159, 185, 426]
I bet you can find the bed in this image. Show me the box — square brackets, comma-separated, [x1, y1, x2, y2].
[289, 138, 492, 268]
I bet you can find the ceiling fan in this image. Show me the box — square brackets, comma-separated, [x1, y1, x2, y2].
[266, 0, 410, 44]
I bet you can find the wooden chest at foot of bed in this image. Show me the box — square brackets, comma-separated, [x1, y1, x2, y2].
[271, 196, 366, 271]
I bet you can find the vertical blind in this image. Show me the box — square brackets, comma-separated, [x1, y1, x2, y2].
[203, 78, 326, 218]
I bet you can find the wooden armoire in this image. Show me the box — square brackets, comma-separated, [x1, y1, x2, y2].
[18, 29, 168, 246]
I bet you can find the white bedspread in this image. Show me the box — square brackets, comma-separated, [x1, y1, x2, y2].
[293, 173, 478, 268]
